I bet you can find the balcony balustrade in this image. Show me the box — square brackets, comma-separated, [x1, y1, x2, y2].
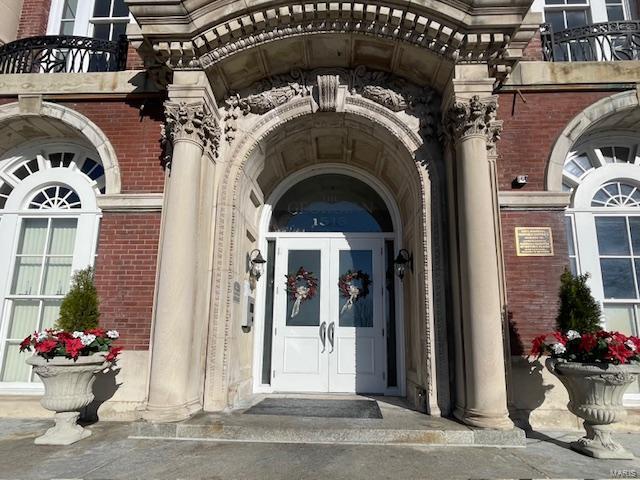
[0, 35, 127, 74]
[541, 21, 640, 62]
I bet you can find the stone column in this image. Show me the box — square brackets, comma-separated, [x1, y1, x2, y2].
[445, 94, 513, 430]
[144, 75, 220, 422]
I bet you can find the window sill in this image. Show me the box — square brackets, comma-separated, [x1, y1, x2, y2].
[0, 384, 44, 396]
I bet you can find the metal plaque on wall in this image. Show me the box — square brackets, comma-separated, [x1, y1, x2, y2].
[515, 227, 554, 256]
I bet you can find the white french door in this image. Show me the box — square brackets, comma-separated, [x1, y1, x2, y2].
[271, 237, 385, 393]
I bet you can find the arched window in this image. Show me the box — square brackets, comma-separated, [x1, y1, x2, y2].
[269, 174, 393, 233]
[564, 135, 640, 401]
[0, 145, 102, 391]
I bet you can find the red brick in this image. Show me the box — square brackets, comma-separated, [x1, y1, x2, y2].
[501, 210, 569, 355]
[94, 212, 161, 350]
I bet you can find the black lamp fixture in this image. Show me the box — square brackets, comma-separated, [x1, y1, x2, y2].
[249, 249, 267, 288]
[394, 249, 413, 280]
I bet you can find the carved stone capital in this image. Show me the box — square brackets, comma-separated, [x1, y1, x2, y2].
[163, 101, 221, 160]
[444, 95, 502, 150]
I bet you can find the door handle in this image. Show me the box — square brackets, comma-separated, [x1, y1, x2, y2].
[320, 322, 327, 353]
[328, 322, 335, 353]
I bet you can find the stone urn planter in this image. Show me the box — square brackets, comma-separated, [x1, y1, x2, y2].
[27, 353, 108, 445]
[547, 358, 640, 459]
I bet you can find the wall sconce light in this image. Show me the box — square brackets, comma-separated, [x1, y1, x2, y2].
[394, 249, 413, 280]
[249, 249, 267, 289]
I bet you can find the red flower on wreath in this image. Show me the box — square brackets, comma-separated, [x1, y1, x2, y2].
[338, 270, 371, 301]
[285, 267, 318, 300]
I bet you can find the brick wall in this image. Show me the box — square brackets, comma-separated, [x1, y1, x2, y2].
[17, 0, 51, 39]
[94, 212, 161, 350]
[57, 98, 166, 193]
[497, 91, 613, 190]
[522, 32, 543, 61]
[501, 210, 569, 355]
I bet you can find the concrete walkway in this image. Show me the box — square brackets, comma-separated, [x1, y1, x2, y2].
[1, 419, 640, 479]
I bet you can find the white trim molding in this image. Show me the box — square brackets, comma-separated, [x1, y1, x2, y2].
[97, 193, 164, 212]
[0, 101, 122, 195]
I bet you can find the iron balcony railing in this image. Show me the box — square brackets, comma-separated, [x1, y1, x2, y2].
[541, 21, 640, 62]
[0, 35, 128, 74]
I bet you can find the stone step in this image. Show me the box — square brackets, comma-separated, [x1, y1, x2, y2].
[130, 414, 526, 447]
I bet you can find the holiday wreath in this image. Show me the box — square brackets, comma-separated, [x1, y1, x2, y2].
[338, 270, 371, 314]
[285, 267, 319, 317]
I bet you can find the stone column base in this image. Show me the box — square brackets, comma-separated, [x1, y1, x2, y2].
[142, 400, 202, 423]
[455, 407, 514, 430]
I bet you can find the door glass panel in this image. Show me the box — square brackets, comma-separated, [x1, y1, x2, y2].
[338, 250, 373, 327]
[601, 258, 637, 299]
[596, 217, 629, 255]
[286, 250, 321, 326]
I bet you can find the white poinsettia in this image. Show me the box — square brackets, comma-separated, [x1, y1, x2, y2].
[626, 340, 637, 352]
[106, 330, 119, 339]
[79, 334, 96, 346]
[566, 330, 581, 341]
[72, 331, 84, 338]
[551, 343, 567, 354]
[36, 331, 48, 342]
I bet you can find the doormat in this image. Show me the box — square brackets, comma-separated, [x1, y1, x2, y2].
[244, 398, 383, 419]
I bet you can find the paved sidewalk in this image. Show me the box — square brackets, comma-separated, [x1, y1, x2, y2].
[0, 419, 639, 479]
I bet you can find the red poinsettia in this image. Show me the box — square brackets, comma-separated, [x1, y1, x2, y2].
[106, 347, 122, 362]
[530, 328, 640, 365]
[34, 339, 58, 354]
[63, 338, 85, 359]
[606, 342, 634, 364]
[579, 333, 598, 352]
[20, 328, 122, 362]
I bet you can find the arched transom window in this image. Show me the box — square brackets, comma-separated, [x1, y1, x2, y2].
[0, 145, 102, 390]
[564, 136, 640, 401]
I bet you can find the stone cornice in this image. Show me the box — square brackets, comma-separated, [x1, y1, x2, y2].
[131, 1, 536, 84]
[444, 95, 502, 149]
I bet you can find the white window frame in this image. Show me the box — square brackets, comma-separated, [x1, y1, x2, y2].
[0, 146, 101, 394]
[46, 0, 132, 38]
[531, 0, 633, 23]
[565, 137, 640, 405]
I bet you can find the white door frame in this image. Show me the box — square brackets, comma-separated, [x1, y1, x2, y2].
[251, 164, 406, 396]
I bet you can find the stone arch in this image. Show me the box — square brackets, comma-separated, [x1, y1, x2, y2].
[546, 90, 640, 192]
[204, 87, 451, 415]
[0, 101, 121, 194]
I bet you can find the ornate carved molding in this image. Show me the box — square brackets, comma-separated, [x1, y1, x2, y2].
[444, 95, 502, 150]
[317, 74, 340, 112]
[163, 101, 221, 163]
[223, 67, 441, 144]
